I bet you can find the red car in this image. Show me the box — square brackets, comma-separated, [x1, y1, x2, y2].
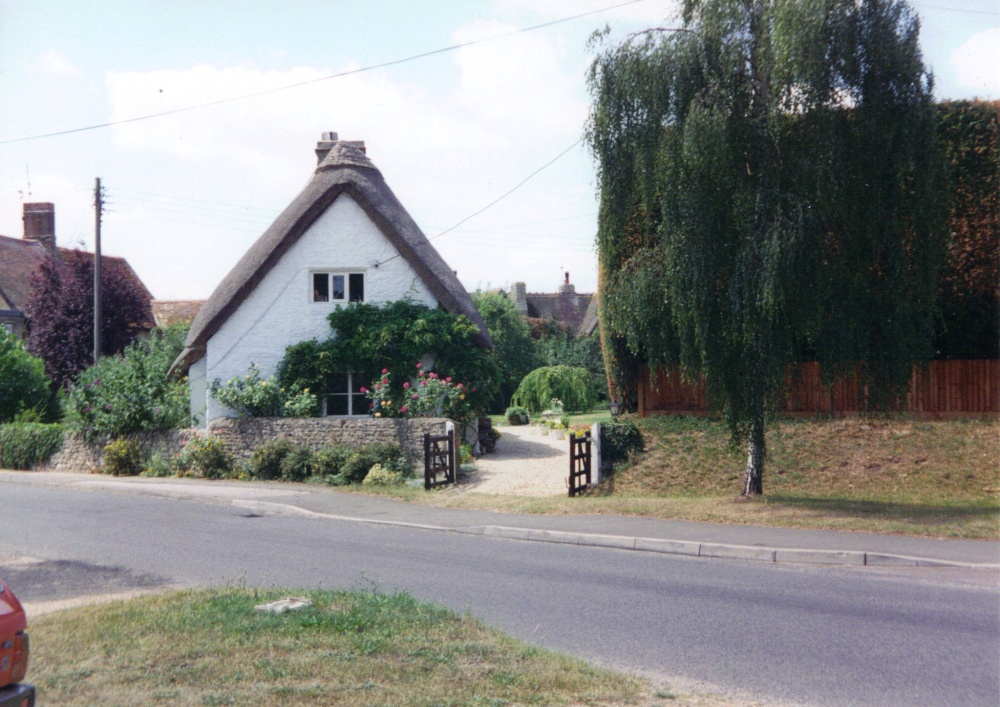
[0, 579, 33, 707]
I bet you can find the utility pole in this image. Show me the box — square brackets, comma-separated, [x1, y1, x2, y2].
[93, 177, 103, 363]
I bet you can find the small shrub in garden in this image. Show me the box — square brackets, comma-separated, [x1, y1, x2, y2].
[209, 363, 317, 419]
[504, 406, 529, 425]
[279, 444, 315, 482]
[311, 445, 353, 479]
[0, 423, 65, 470]
[361, 463, 405, 486]
[340, 442, 411, 484]
[246, 438, 296, 480]
[181, 434, 233, 479]
[340, 448, 381, 484]
[600, 420, 645, 469]
[142, 451, 177, 477]
[102, 438, 144, 476]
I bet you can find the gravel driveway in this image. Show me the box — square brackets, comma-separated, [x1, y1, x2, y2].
[457, 425, 570, 496]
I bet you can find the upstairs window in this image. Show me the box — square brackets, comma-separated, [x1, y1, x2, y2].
[312, 271, 364, 303]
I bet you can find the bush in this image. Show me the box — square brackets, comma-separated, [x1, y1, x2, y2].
[600, 420, 645, 468]
[0, 328, 52, 423]
[0, 423, 65, 470]
[311, 445, 353, 478]
[245, 438, 296, 480]
[279, 444, 315, 482]
[510, 366, 596, 413]
[361, 463, 405, 486]
[209, 363, 317, 419]
[143, 450, 177, 478]
[340, 442, 411, 484]
[102, 438, 144, 476]
[65, 324, 190, 441]
[180, 434, 233, 479]
[504, 406, 529, 425]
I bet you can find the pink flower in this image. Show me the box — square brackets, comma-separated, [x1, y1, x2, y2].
[457, 383, 463, 389]
[430, 372, 438, 379]
[421, 380, 427, 386]
[446, 376, 452, 382]
[360, 387, 367, 393]
[403, 382, 410, 389]
[382, 368, 388, 374]
[415, 362, 422, 368]
[412, 393, 418, 399]
[400, 406, 408, 414]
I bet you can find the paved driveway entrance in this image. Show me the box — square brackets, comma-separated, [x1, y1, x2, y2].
[458, 425, 568, 496]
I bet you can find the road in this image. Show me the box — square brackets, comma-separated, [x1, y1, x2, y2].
[0, 481, 997, 706]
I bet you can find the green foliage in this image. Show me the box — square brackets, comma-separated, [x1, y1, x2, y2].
[245, 438, 296, 480]
[471, 291, 537, 412]
[65, 324, 190, 441]
[277, 300, 497, 423]
[587, 0, 945, 493]
[179, 434, 233, 479]
[142, 450, 177, 478]
[279, 444, 315, 482]
[0, 327, 52, 423]
[504, 406, 529, 425]
[534, 331, 608, 403]
[361, 463, 405, 487]
[209, 363, 317, 419]
[0, 422, 64, 470]
[341, 442, 411, 484]
[102, 438, 144, 476]
[310, 445, 354, 479]
[599, 421, 644, 469]
[511, 366, 595, 413]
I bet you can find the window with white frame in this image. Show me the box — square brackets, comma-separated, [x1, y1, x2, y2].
[312, 271, 364, 303]
[324, 371, 370, 416]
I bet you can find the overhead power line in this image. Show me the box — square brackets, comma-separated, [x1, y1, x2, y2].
[0, 0, 651, 146]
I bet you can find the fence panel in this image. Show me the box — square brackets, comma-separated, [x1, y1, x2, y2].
[424, 430, 455, 489]
[568, 431, 592, 497]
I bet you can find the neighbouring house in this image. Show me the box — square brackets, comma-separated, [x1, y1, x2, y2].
[169, 132, 492, 426]
[0, 202, 153, 339]
[509, 273, 598, 338]
[151, 300, 205, 329]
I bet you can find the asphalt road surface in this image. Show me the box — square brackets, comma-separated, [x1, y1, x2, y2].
[0, 482, 997, 706]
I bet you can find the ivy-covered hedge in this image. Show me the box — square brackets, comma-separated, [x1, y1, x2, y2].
[599, 420, 644, 468]
[0, 423, 65, 470]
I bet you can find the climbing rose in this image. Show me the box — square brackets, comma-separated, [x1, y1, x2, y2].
[403, 382, 410, 389]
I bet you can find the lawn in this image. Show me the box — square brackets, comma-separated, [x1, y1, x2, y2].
[415, 415, 1000, 539]
[30, 588, 654, 706]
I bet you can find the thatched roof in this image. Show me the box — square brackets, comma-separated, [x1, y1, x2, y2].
[170, 141, 492, 376]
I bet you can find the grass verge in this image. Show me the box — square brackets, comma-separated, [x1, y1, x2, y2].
[371, 416, 1000, 539]
[31, 588, 648, 706]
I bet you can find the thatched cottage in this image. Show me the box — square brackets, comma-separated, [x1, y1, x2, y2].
[169, 133, 491, 425]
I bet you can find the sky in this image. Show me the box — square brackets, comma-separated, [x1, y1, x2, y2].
[1, 0, 997, 302]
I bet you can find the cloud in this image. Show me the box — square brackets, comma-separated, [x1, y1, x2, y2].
[950, 27, 1000, 97]
[40, 50, 80, 76]
[493, 0, 678, 24]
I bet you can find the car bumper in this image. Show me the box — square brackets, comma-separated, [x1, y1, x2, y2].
[0, 683, 34, 707]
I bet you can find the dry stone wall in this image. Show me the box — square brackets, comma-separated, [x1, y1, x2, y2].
[207, 417, 451, 463]
[43, 429, 193, 473]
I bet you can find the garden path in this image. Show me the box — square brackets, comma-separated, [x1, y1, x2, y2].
[456, 425, 569, 497]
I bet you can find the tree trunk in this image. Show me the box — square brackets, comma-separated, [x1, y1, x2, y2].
[742, 411, 765, 496]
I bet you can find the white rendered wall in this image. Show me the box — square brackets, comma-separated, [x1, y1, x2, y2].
[189, 357, 207, 425]
[202, 194, 438, 424]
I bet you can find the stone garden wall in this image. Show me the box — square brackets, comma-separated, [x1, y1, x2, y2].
[207, 417, 451, 463]
[42, 418, 452, 472]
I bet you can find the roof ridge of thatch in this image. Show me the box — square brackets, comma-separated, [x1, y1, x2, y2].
[169, 141, 492, 377]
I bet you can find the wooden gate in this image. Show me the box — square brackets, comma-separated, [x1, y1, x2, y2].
[424, 429, 455, 490]
[568, 431, 592, 497]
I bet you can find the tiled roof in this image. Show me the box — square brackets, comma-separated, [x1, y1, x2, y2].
[151, 300, 205, 328]
[525, 291, 595, 335]
[0, 234, 155, 328]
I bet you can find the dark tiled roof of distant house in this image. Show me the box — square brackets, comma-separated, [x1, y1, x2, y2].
[151, 300, 205, 328]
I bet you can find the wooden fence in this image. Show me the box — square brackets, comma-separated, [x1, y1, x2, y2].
[637, 360, 999, 418]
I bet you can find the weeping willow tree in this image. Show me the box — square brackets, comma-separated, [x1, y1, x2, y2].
[587, 0, 945, 495]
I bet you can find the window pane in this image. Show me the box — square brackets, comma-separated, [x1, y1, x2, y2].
[349, 273, 364, 302]
[351, 393, 369, 416]
[313, 273, 328, 302]
[332, 275, 345, 300]
[327, 372, 348, 393]
[351, 371, 370, 394]
[326, 395, 348, 416]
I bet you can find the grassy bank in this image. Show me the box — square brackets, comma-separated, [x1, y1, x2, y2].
[31, 588, 647, 706]
[421, 416, 1000, 539]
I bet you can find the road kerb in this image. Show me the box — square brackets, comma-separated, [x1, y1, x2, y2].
[775, 549, 866, 565]
[699, 543, 777, 562]
[633, 538, 700, 556]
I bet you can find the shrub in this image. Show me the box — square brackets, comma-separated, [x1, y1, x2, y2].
[181, 434, 233, 479]
[143, 450, 177, 478]
[340, 442, 411, 484]
[361, 463, 405, 486]
[510, 366, 595, 413]
[245, 438, 296, 480]
[311, 445, 353, 478]
[504, 406, 529, 425]
[65, 324, 190, 441]
[0, 423, 65, 470]
[102, 438, 144, 476]
[0, 328, 52, 423]
[600, 420, 645, 468]
[209, 363, 317, 419]
[279, 444, 315, 482]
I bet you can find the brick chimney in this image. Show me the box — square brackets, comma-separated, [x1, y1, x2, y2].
[315, 131, 366, 164]
[23, 202, 56, 250]
[510, 282, 528, 316]
[558, 271, 575, 294]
